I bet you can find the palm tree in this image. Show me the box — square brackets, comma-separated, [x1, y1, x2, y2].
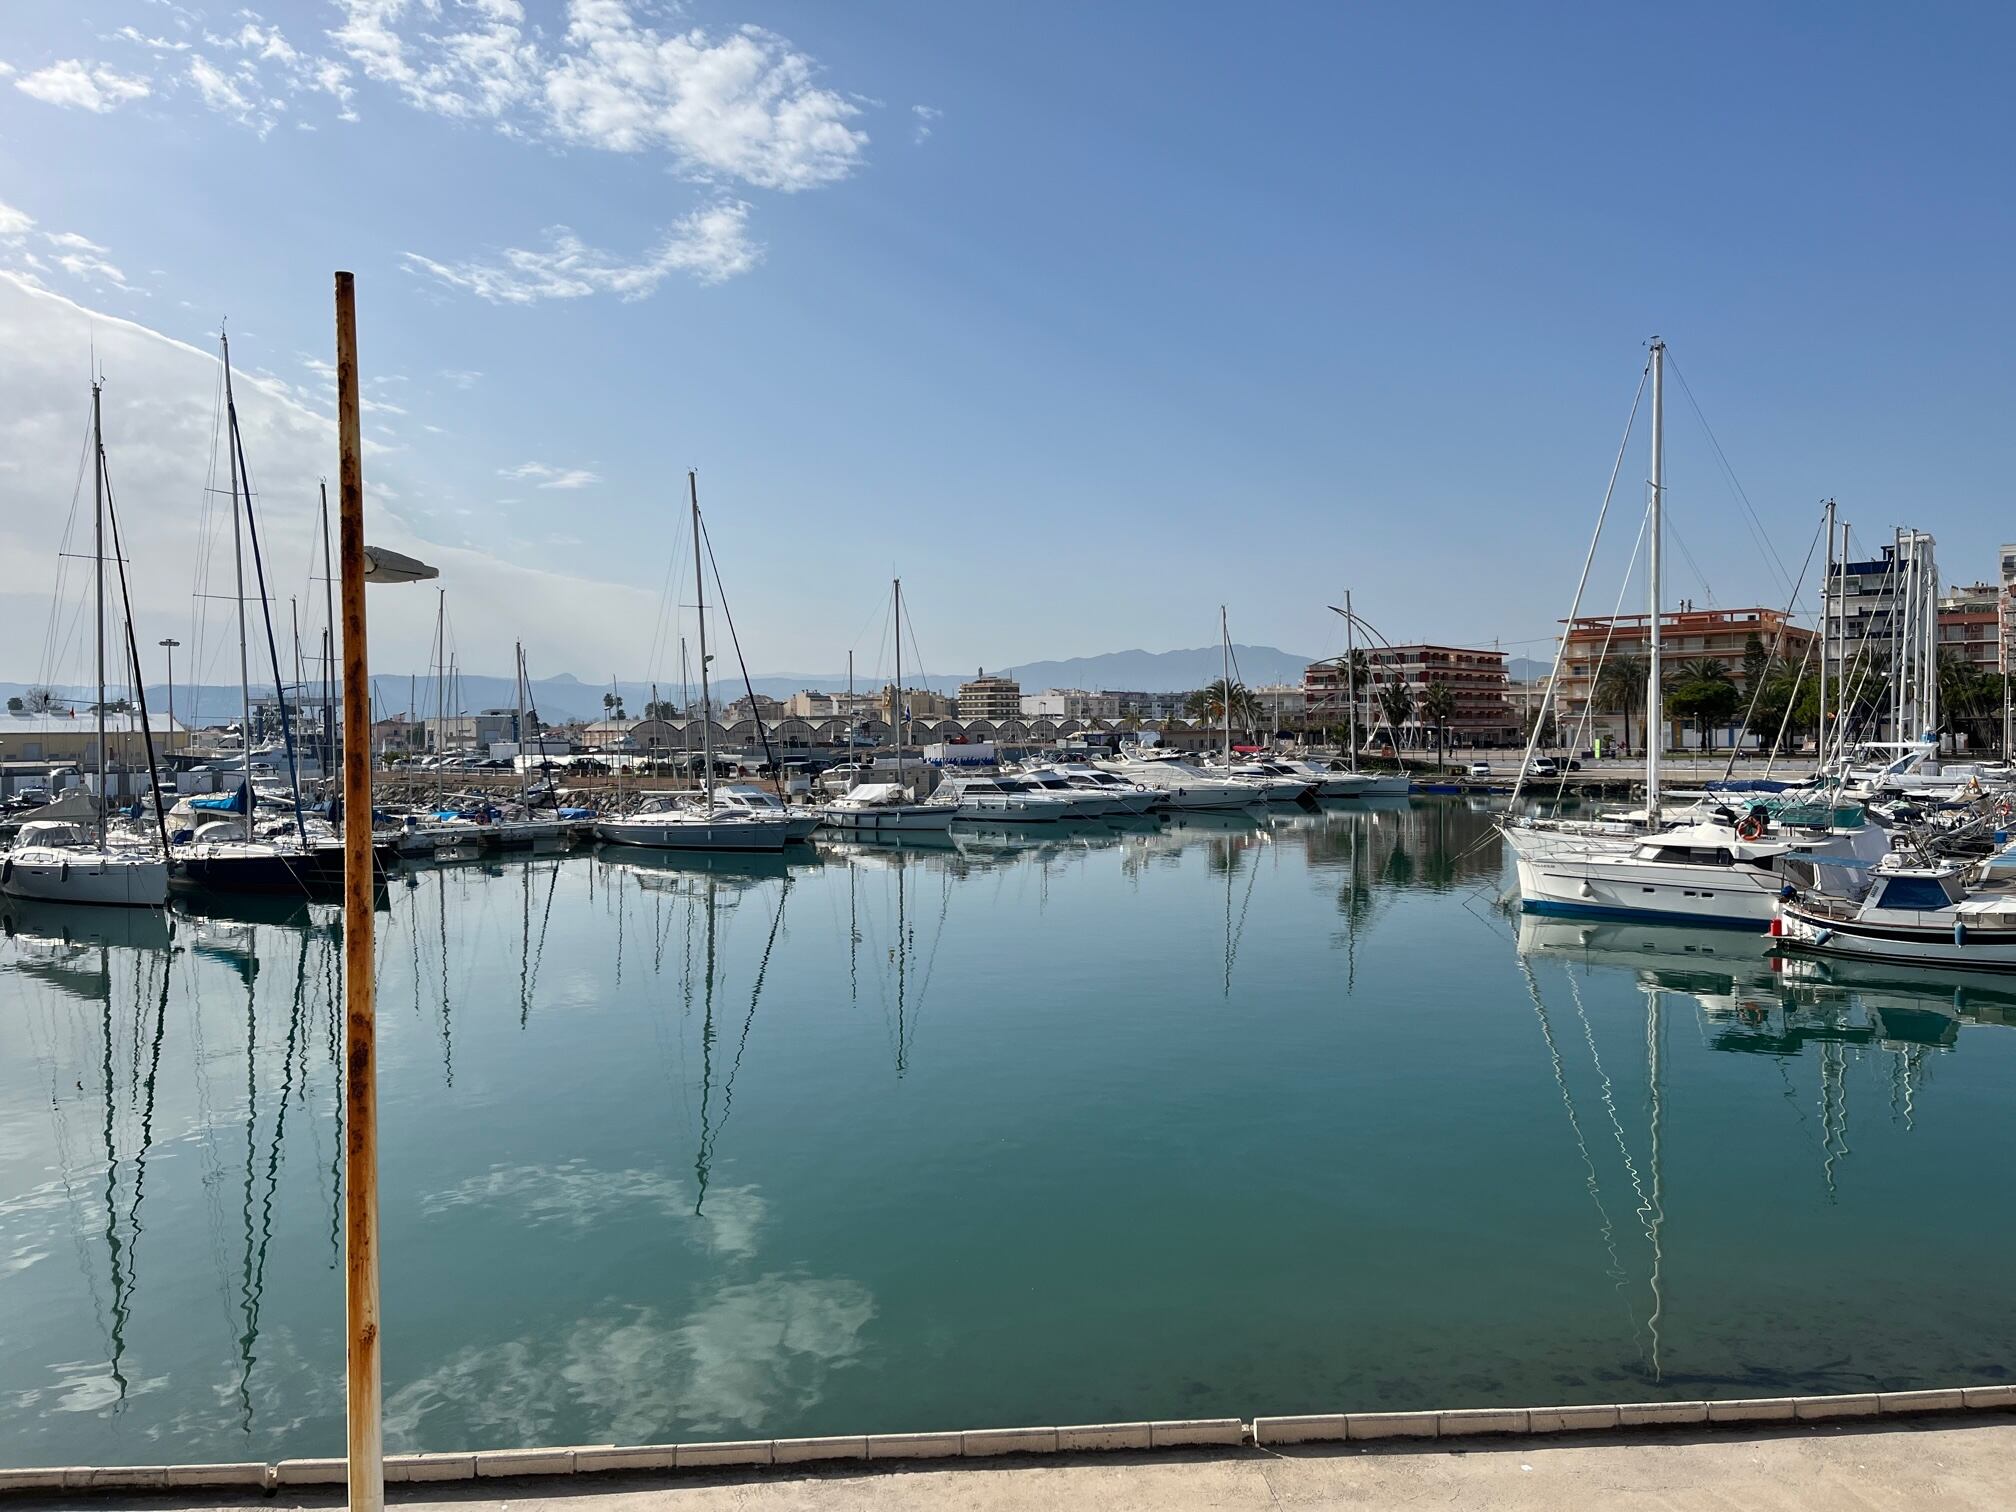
[1593, 654, 1646, 754]
[1185, 678, 1260, 737]
[1664, 658, 1736, 752]
[1376, 680, 1415, 748]
[1422, 681, 1456, 766]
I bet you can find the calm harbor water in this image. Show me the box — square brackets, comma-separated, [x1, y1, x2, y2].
[4, 798, 2014, 1467]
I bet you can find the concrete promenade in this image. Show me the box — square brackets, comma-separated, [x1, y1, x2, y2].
[15, 1417, 2014, 1512]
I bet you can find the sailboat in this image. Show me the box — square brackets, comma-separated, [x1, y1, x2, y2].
[170, 333, 392, 896]
[1326, 590, 1408, 796]
[596, 472, 794, 853]
[2, 383, 169, 908]
[817, 579, 956, 834]
[1502, 343, 1876, 926]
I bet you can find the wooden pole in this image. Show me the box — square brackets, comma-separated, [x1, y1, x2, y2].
[334, 271, 383, 1512]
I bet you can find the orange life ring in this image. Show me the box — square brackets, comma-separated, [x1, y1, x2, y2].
[1736, 816, 1765, 841]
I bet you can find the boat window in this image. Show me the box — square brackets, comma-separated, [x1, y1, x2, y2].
[1875, 875, 1958, 911]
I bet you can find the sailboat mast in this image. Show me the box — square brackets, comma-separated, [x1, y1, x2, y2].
[222, 334, 256, 842]
[1220, 605, 1232, 766]
[92, 381, 108, 844]
[432, 589, 445, 809]
[847, 649, 854, 767]
[514, 641, 529, 805]
[894, 579, 905, 790]
[320, 483, 337, 774]
[690, 471, 714, 814]
[1819, 498, 1833, 772]
[1344, 588, 1357, 771]
[1645, 338, 1665, 827]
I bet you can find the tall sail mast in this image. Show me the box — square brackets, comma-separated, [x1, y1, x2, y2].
[321, 483, 337, 776]
[92, 381, 108, 846]
[1645, 338, 1664, 827]
[691, 471, 714, 815]
[1819, 498, 1833, 772]
[894, 579, 906, 791]
[222, 334, 256, 842]
[1344, 588, 1357, 771]
[1220, 605, 1232, 766]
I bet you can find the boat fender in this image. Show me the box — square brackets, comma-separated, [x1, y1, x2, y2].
[0, 858, 9, 883]
[1955, 920, 1967, 948]
[1814, 927, 1833, 946]
[1769, 914, 1783, 937]
[1737, 816, 1766, 841]
[60, 860, 68, 880]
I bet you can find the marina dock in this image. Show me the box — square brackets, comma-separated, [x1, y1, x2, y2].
[9, 1410, 2012, 1510]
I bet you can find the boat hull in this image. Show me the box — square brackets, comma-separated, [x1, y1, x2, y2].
[817, 805, 957, 834]
[0, 850, 168, 907]
[1514, 853, 1783, 928]
[595, 817, 790, 852]
[1777, 906, 2016, 972]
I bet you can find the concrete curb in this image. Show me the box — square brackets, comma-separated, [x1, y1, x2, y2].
[7, 1387, 2015, 1496]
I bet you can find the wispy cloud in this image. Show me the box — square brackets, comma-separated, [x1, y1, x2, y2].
[0, 202, 31, 241]
[405, 201, 758, 303]
[14, 59, 152, 112]
[439, 368, 483, 389]
[324, 2, 869, 192]
[501, 461, 600, 490]
[912, 104, 941, 144]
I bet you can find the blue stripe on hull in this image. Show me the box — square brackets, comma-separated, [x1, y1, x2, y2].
[1519, 898, 1770, 931]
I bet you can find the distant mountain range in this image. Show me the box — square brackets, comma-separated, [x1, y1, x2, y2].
[4, 646, 1562, 727]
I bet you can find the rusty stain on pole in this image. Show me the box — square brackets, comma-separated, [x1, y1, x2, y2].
[335, 271, 383, 1512]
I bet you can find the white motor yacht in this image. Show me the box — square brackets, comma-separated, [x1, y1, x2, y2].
[1048, 763, 1161, 814]
[1098, 756, 1258, 811]
[1014, 767, 1127, 818]
[936, 773, 1075, 822]
[1777, 852, 2016, 971]
[712, 783, 821, 841]
[816, 781, 958, 834]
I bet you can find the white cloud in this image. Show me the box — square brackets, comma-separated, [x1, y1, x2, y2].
[41, 231, 105, 253]
[912, 103, 941, 143]
[405, 200, 758, 303]
[439, 368, 483, 389]
[53, 252, 132, 292]
[187, 54, 256, 118]
[541, 8, 868, 191]
[0, 202, 31, 240]
[112, 26, 191, 53]
[0, 274, 662, 678]
[14, 59, 153, 112]
[501, 462, 600, 490]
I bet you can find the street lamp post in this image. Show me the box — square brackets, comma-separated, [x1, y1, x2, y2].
[157, 638, 180, 752]
[335, 272, 436, 1512]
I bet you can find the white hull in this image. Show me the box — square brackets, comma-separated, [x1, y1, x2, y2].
[952, 795, 1073, 822]
[1515, 852, 1785, 926]
[816, 804, 957, 834]
[1, 848, 168, 907]
[595, 814, 790, 851]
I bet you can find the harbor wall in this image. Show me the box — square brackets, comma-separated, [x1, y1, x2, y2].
[5, 1384, 2013, 1494]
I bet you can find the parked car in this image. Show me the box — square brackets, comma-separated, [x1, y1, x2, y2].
[1466, 761, 1493, 777]
[1530, 757, 1560, 778]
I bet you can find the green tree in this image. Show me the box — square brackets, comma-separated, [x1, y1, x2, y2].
[1665, 659, 1737, 750]
[1740, 633, 1771, 697]
[641, 699, 678, 719]
[1422, 680, 1456, 766]
[1376, 680, 1415, 747]
[5, 696, 21, 713]
[1594, 654, 1647, 754]
[601, 691, 626, 720]
[1522, 705, 1558, 748]
[1186, 679, 1260, 736]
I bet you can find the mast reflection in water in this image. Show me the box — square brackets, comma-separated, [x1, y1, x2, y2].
[4, 800, 2015, 1469]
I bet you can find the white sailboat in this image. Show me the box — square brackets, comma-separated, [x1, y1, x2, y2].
[2, 383, 168, 908]
[817, 579, 955, 834]
[596, 472, 793, 853]
[1505, 340, 1825, 926]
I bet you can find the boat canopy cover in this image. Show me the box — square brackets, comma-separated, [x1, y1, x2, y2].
[1705, 779, 1797, 794]
[189, 784, 249, 812]
[841, 782, 907, 804]
[15, 820, 91, 847]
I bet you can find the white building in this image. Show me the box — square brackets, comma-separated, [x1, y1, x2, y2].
[1020, 688, 1123, 719]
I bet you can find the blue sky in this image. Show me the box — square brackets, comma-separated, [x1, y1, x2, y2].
[2, 1, 2012, 691]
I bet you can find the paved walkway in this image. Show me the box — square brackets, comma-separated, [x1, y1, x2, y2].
[25, 1417, 2015, 1512]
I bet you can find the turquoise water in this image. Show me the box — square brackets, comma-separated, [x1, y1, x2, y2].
[3, 798, 2014, 1467]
